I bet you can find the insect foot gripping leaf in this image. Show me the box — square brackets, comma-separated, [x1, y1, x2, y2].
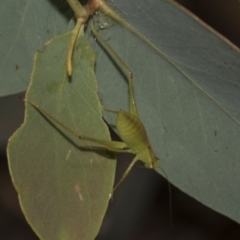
[7, 24, 115, 240]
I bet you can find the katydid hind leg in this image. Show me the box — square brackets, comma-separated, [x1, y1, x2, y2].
[25, 99, 127, 150]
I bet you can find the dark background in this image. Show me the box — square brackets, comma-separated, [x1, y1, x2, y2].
[1, 0, 240, 239]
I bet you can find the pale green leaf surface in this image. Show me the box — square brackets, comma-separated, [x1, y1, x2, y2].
[89, 0, 240, 223]
[0, 0, 72, 96]
[7, 30, 115, 240]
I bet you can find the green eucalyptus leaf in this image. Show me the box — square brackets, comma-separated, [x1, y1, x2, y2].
[0, 0, 72, 97]
[91, 0, 240, 224]
[7, 28, 115, 240]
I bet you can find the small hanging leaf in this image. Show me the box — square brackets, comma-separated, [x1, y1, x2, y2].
[7, 27, 115, 240]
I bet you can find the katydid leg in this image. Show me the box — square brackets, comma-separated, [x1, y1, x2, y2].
[91, 23, 138, 116]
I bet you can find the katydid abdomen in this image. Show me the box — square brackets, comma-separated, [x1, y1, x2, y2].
[116, 110, 151, 154]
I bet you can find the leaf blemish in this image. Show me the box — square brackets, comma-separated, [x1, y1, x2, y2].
[74, 183, 83, 201]
[66, 149, 72, 161]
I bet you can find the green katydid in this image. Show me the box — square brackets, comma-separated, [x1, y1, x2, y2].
[26, 23, 161, 197]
